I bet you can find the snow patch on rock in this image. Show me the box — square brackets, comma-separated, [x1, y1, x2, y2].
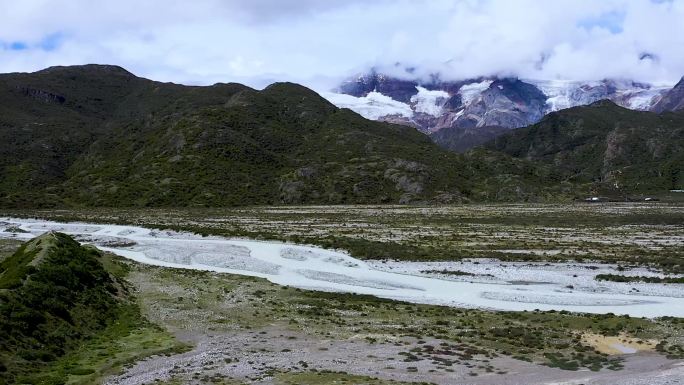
[322, 91, 412, 120]
[410, 86, 449, 117]
[458, 80, 493, 105]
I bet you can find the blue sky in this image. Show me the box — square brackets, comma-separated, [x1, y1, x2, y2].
[0, 0, 682, 89]
[578, 11, 626, 34]
[3, 32, 63, 52]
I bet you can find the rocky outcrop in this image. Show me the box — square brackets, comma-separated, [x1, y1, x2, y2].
[18, 87, 66, 104]
[337, 73, 420, 103]
[455, 78, 547, 129]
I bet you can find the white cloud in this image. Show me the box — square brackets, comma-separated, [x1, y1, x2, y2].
[0, 0, 682, 89]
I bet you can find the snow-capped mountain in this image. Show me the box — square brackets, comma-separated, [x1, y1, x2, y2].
[533, 79, 671, 112]
[324, 72, 674, 136]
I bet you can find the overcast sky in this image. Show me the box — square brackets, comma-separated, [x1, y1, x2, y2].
[1, 0, 682, 90]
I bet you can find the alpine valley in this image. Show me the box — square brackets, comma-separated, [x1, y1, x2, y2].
[0, 65, 682, 209]
[3, 3, 684, 385]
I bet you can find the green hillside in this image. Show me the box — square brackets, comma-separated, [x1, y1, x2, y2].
[486, 100, 684, 194]
[0, 233, 179, 385]
[0, 233, 123, 383]
[0, 65, 563, 207]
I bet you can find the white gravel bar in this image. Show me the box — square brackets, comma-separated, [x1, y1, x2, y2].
[2, 217, 683, 318]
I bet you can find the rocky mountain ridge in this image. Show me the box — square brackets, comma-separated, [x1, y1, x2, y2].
[326, 71, 677, 152]
[0, 64, 571, 207]
[486, 100, 684, 193]
[652, 77, 684, 113]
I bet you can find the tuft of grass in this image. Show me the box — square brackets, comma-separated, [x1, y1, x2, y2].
[595, 274, 684, 284]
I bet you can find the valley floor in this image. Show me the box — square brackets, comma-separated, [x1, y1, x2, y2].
[1, 203, 683, 384]
[7, 203, 683, 270]
[110, 262, 684, 385]
[2, 217, 683, 317]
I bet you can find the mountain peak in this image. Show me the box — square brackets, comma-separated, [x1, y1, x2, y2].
[263, 81, 337, 113]
[328, 71, 676, 135]
[264, 81, 320, 95]
[588, 99, 619, 108]
[36, 64, 136, 77]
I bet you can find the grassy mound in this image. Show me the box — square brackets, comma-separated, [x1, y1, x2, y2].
[0, 232, 181, 385]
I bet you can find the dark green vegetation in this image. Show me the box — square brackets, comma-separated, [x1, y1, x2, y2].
[487, 100, 684, 195]
[595, 274, 684, 284]
[0, 65, 570, 208]
[420, 269, 477, 276]
[13, 203, 683, 273]
[1, 66, 682, 208]
[0, 233, 181, 385]
[420, 269, 494, 278]
[430, 125, 508, 153]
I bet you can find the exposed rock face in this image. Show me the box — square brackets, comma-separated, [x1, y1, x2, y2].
[337, 73, 420, 103]
[533, 79, 667, 112]
[18, 87, 66, 104]
[652, 77, 684, 113]
[383, 159, 426, 196]
[328, 71, 675, 153]
[330, 74, 551, 153]
[456, 78, 547, 129]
